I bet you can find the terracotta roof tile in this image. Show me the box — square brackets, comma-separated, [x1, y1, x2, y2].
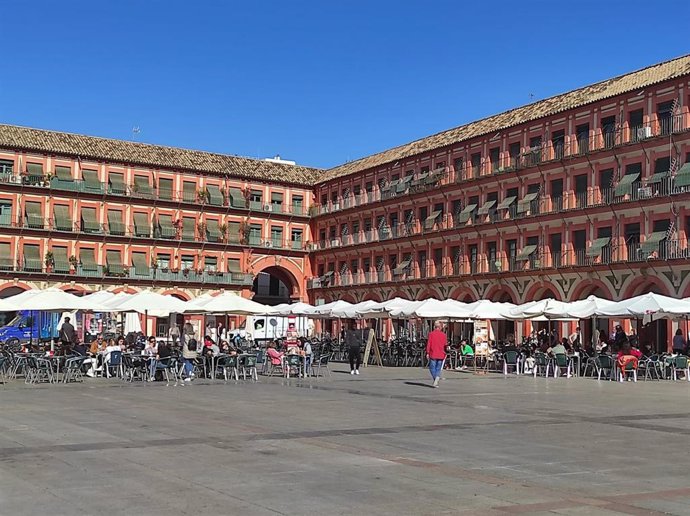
[321, 54, 690, 182]
[0, 124, 323, 186]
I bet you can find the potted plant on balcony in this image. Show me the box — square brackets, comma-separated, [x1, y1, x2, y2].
[68, 255, 78, 274]
[239, 220, 249, 245]
[44, 251, 54, 273]
[182, 267, 190, 278]
[196, 188, 209, 204]
[219, 223, 228, 243]
[197, 221, 207, 241]
[150, 256, 158, 272]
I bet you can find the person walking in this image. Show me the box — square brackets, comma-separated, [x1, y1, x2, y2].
[426, 320, 447, 388]
[59, 316, 77, 354]
[345, 321, 362, 375]
[168, 323, 180, 348]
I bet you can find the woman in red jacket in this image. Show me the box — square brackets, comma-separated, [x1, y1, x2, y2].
[426, 321, 447, 388]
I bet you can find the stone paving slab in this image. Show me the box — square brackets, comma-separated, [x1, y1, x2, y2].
[2, 366, 690, 514]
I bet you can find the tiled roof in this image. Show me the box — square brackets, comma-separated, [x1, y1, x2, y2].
[321, 54, 690, 182]
[0, 124, 323, 186]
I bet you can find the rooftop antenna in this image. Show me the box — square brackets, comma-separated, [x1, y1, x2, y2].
[132, 126, 141, 140]
[529, 93, 535, 102]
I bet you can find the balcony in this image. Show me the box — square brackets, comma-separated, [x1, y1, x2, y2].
[0, 174, 310, 218]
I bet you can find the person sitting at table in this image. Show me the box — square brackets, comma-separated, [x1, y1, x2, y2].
[143, 336, 157, 356]
[181, 339, 198, 382]
[548, 340, 566, 357]
[523, 349, 536, 374]
[104, 338, 122, 378]
[72, 340, 87, 356]
[455, 339, 474, 370]
[84, 336, 107, 377]
[219, 340, 230, 354]
[266, 341, 284, 369]
[616, 342, 641, 381]
[147, 340, 172, 381]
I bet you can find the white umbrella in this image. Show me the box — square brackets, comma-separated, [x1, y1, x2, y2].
[265, 302, 315, 316]
[465, 300, 516, 320]
[402, 299, 471, 319]
[307, 300, 354, 318]
[84, 290, 117, 305]
[331, 300, 379, 319]
[186, 291, 267, 315]
[356, 297, 412, 319]
[518, 298, 576, 320]
[124, 313, 142, 334]
[0, 288, 106, 312]
[596, 293, 690, 321]
[109, 290, 188, 317]
[182, 292, 216, 312]
[388, 300, 426, 318]
[564, 295, 616, 319]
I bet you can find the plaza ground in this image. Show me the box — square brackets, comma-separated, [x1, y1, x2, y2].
[1, 366, 690, 515]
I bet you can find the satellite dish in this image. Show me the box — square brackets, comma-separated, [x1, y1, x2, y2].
[269, 318, 278, 327]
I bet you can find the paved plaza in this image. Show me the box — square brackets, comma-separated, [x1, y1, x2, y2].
[2, 366, 690, 515]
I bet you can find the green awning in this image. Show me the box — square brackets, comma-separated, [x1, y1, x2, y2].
[229, 188, 246, 208]
[515, 244, 538, 261]
[207, 184, 224, 206]
[497, 196, 517, 210]
[52, 247, 70, 272]
[53, 205, 72, 231]
[54, 166, 72, 181]
[380, 181, 393, 193]
[23, 245, 41, 270]
[182, 218, 196, 240]
[158, 178, 173, 200]
[79, 248, 98, 270]
[25, 202, 43, 228]
[412, 173, 428, 185]
[586, 237, 611, 257]
[81, 208, 100, 233]
[640, 231, 667, 254]
[393, 259, 411, 274]
[395, 176, 413, 193]
[456, 203, 477, 224]
[134, 176, 153, 197]
[109, 173, 126, 194]
[477, 200, 497, 215]
[157, 215, 175, 238]
[107, 210, 125, 235]
[674, 163, 690, 187]
[207, 221, 222, 242]
[82, 169, 102, 192]
[647, 171, 669, 184]
[517, 193, 539, 214]
[106, 250, 124, 274]
[133, 212, 150, 237]
[227, 259, 241, 273]
[227, 221, 241, 243]
[183, 182, 196, 202]
[26, 163, 44, 176]
[423, 210, 442, 230]
[0, 242, 12, 270]
[614, 173, 640, 196]
[131, 253, 149, 274]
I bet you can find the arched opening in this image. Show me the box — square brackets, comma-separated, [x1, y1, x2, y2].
[252, 265, 299, 306]
[0, 286, 27, 326]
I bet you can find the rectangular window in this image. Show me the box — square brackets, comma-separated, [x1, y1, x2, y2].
[418, 251, 427, 278]
[291, 229, 303, 250]
[490, 147, 500, 172]
[158, 178, 173, 200]
[433, 248, 443, 276]
[576, 123, 590, 154]
[552, 129, 565, 159]
[657, 101, 674, 136]
[629, 109, 644, 142]
[291, 195, 303, 215]
[270, 226, 283, 248]
[0, 200, 12, 227]
[471, 152, 481, 178]
[509, 142, 521, 168]
[601, 115, 616, 148]
[550, 233, 562, 267]
[0, 158, 13, 174]
[468, 244, 478, 274]
[204, 256, 217, 272]
[107, 209, 125, 236]
[249, 224, 262, 245]
[453, 157, 464, 175]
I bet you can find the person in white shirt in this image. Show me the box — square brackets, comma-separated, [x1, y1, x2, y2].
[103, 340, 123, 378]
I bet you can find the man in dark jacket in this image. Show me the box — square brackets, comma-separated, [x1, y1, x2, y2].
[345, 321, 362, 375]
[59, 317, 77, 353]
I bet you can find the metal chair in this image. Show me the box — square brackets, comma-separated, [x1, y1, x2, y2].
[642, 355, 663, 380]
[595, 355, 614, 381]
[240, 354, 258, 381]
[105, 351, 123, 378]
[311, 354, 332, 378]
[62, 356, 87, 383]
[284, 354, 302, 378]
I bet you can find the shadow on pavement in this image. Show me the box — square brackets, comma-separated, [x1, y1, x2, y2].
[404, 381, 435, 389]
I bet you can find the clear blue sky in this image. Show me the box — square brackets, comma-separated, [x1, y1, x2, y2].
[1, 0, 689, 169]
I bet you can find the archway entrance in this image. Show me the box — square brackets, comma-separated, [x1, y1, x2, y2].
[252, 266, 299, 306]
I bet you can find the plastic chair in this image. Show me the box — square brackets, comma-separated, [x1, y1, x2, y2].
[548, 353, 571, 378]
[503, 350, 520, 376]
[672, 355, 690, 381]
[595, 355, 614, 380]
[533, 352, 549, 377]
[284, 354, 302, 378]
[105, 351, 123, 378]
[241, 354, 258, 381]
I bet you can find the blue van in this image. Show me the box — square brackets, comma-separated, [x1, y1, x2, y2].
[0, 311, 63, 347]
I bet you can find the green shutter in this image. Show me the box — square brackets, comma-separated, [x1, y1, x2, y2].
[456, 203, 477, 224]
[107, 210, 125, 235]
[23, 244, 41, 271]
[52, 247, 70, 273]
[614, 173, 640, 196]
[82, 169, 103, 192]
[133, 212, 150, 237]
[517, 193, 539, 214]
[81, 208, 100, 233]
[477, 200, 497, 215]
[207, 221, 222, 242]
[228, 221, 241, 243]
[0, 242, 12, 270]
[497, 196, 516, 210]
[182, 217, 196, 240]
[515, 245, 538, 261]
[227, 258, 241, 273]
[640, 232, 667, 255]
[183, 182, 196, 202]
[674, 163, 690, 187]
[131, 252, 149, 275]
[79, 248, 98, 271]
[53, 204, 72, 231]
[109, 173, 126, 194]
[27, 163, 44, 176]
[158, 178, 173, 200]
[54, 166, 72, 181]
[106, 249, 124, 274]
[133, 176, 153, 197]
[25, 202, 43, 228]
[586, 237, 611, 257]
[229, 188, 246, 208]
[207, 184, 224, 206]
[157, 215, 175, 238]
[423, 210, 442, 230]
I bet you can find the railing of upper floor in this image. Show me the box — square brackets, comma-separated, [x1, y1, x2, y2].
[0, 170, 310, 217]
[307, 240, 688, 289]
[311, 113, 690, 217]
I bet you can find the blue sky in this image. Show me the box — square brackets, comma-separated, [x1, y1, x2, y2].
[1, 0, 689, 169]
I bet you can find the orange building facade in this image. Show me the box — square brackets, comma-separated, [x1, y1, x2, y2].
[2, 56, 690, 343]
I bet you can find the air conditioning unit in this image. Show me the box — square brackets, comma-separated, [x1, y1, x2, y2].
[331, 203, 340, 211]
[330, 239, 340, 247]
[263, 204, 272, 212]
[637, 126, 653, 140]
[264, 241, 273, 248]
[638, 187, 652, 198]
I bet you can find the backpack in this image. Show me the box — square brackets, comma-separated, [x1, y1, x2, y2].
[187, 339, 197, 352]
